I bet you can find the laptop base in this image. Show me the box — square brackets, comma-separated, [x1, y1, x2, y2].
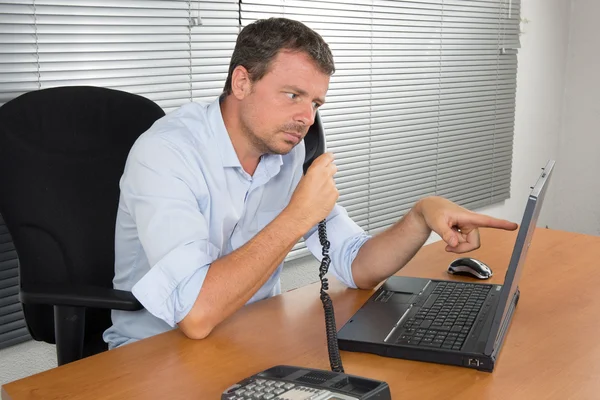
[337, 277, 520, 372]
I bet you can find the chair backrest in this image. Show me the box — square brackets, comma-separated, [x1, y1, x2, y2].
[0, 86, 165, 345]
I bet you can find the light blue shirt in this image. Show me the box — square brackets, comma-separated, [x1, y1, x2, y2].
[103, 98, 370, 349]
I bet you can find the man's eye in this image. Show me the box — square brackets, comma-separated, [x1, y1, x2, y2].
[286, 93, 298, 100]
[312, 102, 321, 109]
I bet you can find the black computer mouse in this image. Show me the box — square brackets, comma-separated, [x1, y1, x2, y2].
[447, 257, 493, 280]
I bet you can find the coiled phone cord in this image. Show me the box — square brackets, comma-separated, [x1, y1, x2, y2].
[317, 219, 345, 373]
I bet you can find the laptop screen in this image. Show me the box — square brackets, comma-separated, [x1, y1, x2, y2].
[484, 160, 555, 355]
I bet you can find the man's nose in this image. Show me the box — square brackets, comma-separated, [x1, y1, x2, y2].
[295, 103, 315, 126]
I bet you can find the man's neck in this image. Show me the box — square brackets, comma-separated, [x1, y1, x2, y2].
[219, 95, 261, 176]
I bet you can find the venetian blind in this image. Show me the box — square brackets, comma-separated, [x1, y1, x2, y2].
[0, 0, 238, 110]
[241, 0, 520, 259]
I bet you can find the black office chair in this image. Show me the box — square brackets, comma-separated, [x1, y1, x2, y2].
[0, 86, 165, 365]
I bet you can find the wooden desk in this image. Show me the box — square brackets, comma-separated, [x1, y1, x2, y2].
[3, 228, 600, 400]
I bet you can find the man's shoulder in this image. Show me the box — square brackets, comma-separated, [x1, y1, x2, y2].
[154, 101, 211, 139]
[165, 101, 210, 123]
[134, 102, 212, 155]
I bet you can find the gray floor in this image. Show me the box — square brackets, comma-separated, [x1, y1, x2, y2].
[0, 340, 57, 387]
[0, 256, 321, 387]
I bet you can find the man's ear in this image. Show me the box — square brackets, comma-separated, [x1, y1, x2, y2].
[231, 65, 252, 100]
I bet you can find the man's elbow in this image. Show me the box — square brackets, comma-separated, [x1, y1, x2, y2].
[352, 273, 383, 290]
[178, 311, 215, 340]
[355, 281, 379, 290]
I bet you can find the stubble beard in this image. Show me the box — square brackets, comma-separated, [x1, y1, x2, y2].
[240, 118, 305, 156]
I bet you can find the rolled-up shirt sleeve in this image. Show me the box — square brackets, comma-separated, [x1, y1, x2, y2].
[304, 204, 371, 289]
[122, 136, 219, 327]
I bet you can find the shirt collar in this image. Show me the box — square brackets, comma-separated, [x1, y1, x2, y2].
[207, 97, 283, 180]
[207, 97, 242, 168]
[254, 153, 284, 185]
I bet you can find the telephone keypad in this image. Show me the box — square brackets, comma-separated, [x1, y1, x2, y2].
[224, 378, 334, 400]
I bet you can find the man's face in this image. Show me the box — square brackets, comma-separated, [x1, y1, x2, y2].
[237, 50, 330, 155]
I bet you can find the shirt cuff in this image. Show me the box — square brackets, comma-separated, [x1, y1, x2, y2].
[132, 240, 220, 327]
[305, 214, 370, 289]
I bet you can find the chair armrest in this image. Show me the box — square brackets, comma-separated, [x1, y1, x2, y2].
[20, 283, 143, 311]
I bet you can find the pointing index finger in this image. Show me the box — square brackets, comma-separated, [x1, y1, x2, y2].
[465, 213, 518, 231]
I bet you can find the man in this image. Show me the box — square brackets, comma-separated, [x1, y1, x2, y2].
[103, 18, 517, 348]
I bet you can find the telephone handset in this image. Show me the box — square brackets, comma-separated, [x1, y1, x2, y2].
[302, 112, 327, 174]
[222, 113, 392, 400]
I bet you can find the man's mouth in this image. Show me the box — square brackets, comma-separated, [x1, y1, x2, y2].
[283, 132, 302, 144]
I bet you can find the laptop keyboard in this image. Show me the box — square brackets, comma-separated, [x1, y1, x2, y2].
[395, 281, 492, 350]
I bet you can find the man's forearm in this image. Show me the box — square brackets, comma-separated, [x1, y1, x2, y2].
[351, 200, 431, 289]
[179, 209, 307, 339]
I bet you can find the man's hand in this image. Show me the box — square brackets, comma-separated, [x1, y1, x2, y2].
[415, 196, 518, 253]
[284, 152, 338, 231]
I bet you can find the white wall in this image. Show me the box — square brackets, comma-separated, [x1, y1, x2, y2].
[478, 0, 570, 227]
[544, 0, 600, 236]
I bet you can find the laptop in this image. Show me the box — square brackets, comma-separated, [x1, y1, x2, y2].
[337, 160, 555, 372]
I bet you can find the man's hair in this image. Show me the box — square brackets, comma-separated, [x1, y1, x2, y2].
[223, 18, 335, 95]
